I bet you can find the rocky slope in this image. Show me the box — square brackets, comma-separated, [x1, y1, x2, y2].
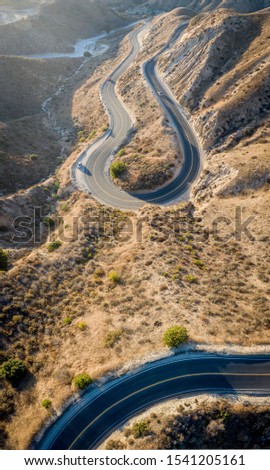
[160, 8, 270, 151]
[143, 0, 270, 14]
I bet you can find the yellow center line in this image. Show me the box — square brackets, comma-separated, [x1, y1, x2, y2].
[69, 371, 270, 448]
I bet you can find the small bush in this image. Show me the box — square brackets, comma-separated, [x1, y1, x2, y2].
[193, 259, 205, 269]
[184, 274, 198, 284]
[89, 131, 96, 139]
[163, 326, 189, 348]
[77, 322, 87, 331]
[104, 330, 122, 348]
[84, 51, 91, 57]
[54, 180, 60, 191]
[0, 359, 27, 383]
[132, 422, 149, 438]
[63, 317, 72, 325]
[42, 399, 52, 410]
[108, 271, 121, 283]
[29, 154, 38, 161]
[48, 241, 62, 252]
[0, 248, 8, 271]
[94, 267, 105, 278]
[12, 315, 22, 324]
[117, 148, 126, 157]
[106, 439, 125, 450]
[43, 217, 55, 228]
[61, 203, 69, 212]
[110, 160, 126, 179]
[73, 373, 93, 390]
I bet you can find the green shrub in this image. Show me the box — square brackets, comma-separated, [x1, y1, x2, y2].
[184, 274, 198, 284]
[132, 422, 149, 438]
[61, 203, 69, 212]
[110, 160, 126, 179]
[54, 180, 60, 191]
[77, 322, 87, 331]
[193, 259, 205, 269]
[108, 271, 120, 283]
[43, 217, 55, 228]
[48, 241, 62, 252]
[89, 131, 96, 139]
[163, 326, 189, 348]
[0, 248, 8, 271]
[104, 330, 122, 348]
[0, 359, 27, 383]
[63, 317, 72, 325]
[117, 148, 126, 157]
[29, 154, 38, 160]
[12, 315, 22, 324]
[73, 373, 93, 390]
[84, 51, 91, 57]
[42, 399, 52, 409]
[184, 244, 194, 252]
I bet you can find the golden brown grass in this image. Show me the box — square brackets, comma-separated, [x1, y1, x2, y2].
[1, 195, 269, 448]
[0, 7, 270, 451]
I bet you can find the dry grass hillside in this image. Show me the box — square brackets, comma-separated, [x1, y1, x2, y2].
[156, 8, 270, 295]
[0, 3, 270, 452]
[0, 196, 269, 448]
[102, 396, 270, 449]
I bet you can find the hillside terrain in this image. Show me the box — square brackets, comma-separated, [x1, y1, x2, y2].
[102, 396, 270, 449]
[0, 56, 79, 196]
[0, 21, 135, 197]
[0, 0, 126, 55]
[125, 0, 270, 15]
[0, 0, 270, 451]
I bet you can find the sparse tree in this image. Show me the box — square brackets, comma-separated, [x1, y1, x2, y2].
[0, 359, 27, 384]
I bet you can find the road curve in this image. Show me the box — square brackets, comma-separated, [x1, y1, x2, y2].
[35, 354, 270, 450]
[73, 22, 201, 210]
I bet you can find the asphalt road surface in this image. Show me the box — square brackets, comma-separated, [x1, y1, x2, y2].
[36, 354, 270, 450]
[74, 23, 201, 210]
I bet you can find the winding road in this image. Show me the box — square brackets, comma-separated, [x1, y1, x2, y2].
[36, 354, 270, 450]
[36, 20, 270, 452]
[73, 22, 201, 210]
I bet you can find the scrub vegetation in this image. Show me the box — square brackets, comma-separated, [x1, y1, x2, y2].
[0, 0, 270, 451]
